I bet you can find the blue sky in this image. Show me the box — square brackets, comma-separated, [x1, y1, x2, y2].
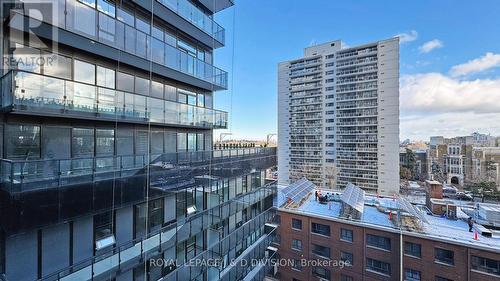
[212, 0, 500, 141]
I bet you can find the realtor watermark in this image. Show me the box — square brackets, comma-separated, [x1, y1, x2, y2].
[2, 0, 59, 71]
[149, 257, 352, 269]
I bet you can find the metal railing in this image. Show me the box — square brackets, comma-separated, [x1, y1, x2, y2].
[0, 147, 277, 193]
[40, 184, 277, 281]
[1, 71, 228, 129]
[10, 0, 227, 88]
[156, 0, 225, 44]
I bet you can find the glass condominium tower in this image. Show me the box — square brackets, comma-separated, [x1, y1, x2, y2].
[0, 0, 277, 280]
[278, 39, 399, 195]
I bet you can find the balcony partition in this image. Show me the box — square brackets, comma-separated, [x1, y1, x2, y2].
[1, 71, 228, 129]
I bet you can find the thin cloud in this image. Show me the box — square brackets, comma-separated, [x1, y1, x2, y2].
[450, 52, 500, 77]
[418, 39, 443, 53]
[395, 30, 418, 43]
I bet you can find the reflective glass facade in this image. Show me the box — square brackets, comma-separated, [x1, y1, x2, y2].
[0, 0, 277, 280]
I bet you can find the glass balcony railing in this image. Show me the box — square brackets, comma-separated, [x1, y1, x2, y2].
[0, 147, 277, 193]
[12, 0, 228, 88]
[156, 0, 225, 44]
[1, 71, 228, 129]
[38, 185, 276, 281]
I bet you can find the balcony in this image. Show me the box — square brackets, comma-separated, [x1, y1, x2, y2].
[0, 148, 277, 234]
[1, 71, 228, 129]
[9, 1, 228, 89]
[39, 186, 276, 281]
[156, 0, 225, 44]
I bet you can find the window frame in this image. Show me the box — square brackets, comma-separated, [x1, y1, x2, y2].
[311, 222, 331, 237]
[434, 248, 454, 266]
[404, 241, 422, 258]
[291, 218, 302, 230]
[340, 228, 353, 243]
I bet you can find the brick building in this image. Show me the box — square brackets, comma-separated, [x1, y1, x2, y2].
[271, 183, 500, 281]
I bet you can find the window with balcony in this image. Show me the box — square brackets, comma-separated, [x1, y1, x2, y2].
[74, 59, 96, 84]
[96, 66, 115, 88]
[94, 210, 115, 252]
[96, 129, 115, 156]
[134, 198, 164, 239]
[43, 53, 72, 79]
[366, 234, 391, 250]
[5, 124, 41, 159]
[72, 128, 94, 158]
[435, 248, 454, 265]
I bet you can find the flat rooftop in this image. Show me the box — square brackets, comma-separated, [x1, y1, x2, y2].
[278, 188, 500, 252]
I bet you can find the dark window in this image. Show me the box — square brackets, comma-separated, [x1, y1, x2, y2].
[435, 248, 454, 265]
[134, 199, 164, 238]
[471, 256, 500, 276]
[312, 266, 331, 280]
[340, 228, 353, 242]
[312, 244, 330, 258]
[404, 242, 422, 258]
[340, 251, 353, 265]
[5, 124, 41, 159]
[291, 239, 302, 251]
[366, 234, 391, 250]
[291, 218, 302, 230]
[366, 258, 391, 276]
[292, 259, 302, 271]
[311, 222, 330, 236]
[405, 268, 421, 281]
[72, 128, 94, 158]
[96, 129, 115, 156]
[435, 277, 453, 281]
[94, 211, 113, 241]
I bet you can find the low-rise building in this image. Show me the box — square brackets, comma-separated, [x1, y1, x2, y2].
[272, 180, 500, 281]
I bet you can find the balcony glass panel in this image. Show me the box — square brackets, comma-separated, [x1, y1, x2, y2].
[156, 0, 225, 44]
[15, 0, 227, 88]
[4, 71, 227, 128]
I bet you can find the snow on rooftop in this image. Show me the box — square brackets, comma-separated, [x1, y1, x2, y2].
[279, 188, 500, 251]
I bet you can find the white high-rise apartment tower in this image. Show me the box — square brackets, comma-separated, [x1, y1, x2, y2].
[278, 39, 399, 195]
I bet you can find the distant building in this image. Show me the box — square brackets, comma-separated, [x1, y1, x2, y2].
[400, 148, 428, 181]
[278, 39, 400, 195]
[472, 147, 500, 191]
[428, 135, 500, 188]
[427, 136, 474, 185]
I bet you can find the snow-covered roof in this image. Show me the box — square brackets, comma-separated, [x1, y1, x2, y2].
[279, 188, 500, 252]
